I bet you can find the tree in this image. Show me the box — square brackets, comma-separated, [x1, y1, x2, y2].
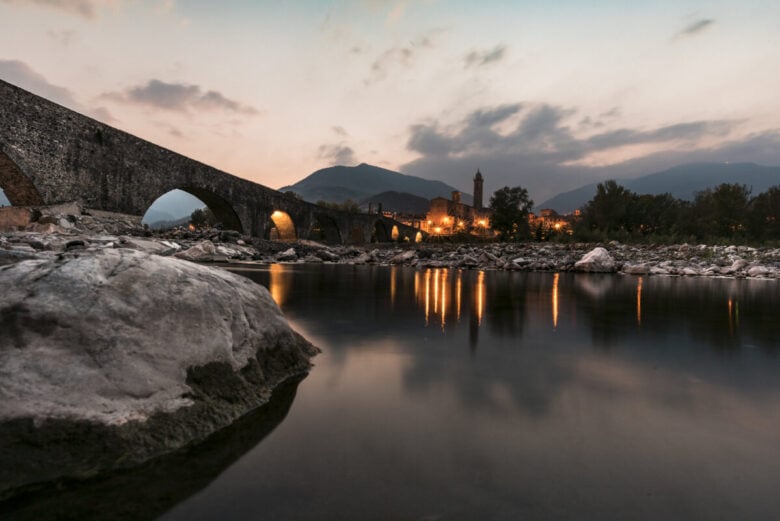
[748, 186, 780, 242]
[578, 180, 635, 234]
[489, 186, 533, 241]
[189, 207, 216, 228]
[691, 183, 751, 240]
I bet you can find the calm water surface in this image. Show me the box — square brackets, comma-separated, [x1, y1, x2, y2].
[158, 264, 780, 521]
[7, 264, 780, 521]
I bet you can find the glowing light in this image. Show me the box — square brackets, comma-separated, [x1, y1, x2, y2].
[391, 225, 399, 241]
[552, 272, 559, 329]
[433, 226, 442, 234]
[478, 220, 487, 227]
[554, 223, 562, 230]
[443, 217, 449, 224]
[458, 221, 465, 228]
[270, 210, 296, 241]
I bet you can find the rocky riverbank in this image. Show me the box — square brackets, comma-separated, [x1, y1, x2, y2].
[1, 202, 779, 279]
[0, 205, 319, 500]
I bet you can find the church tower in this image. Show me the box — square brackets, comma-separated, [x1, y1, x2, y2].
[473, 169, 484, 209]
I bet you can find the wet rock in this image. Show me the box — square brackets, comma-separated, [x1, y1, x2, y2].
[622, 263, 650, 275]
[0, 248, 317, 499]
[390, 250, 416, 264]
[174, 240, 218, 262]
[275, 247, 298, 261]
[574, 247, 616, 273]
[747, 266, 770, 277]
[124, 237, 178, 256]
[352, 252, 373, 264]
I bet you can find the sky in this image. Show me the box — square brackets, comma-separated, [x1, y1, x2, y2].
[1, 0, 780, 205]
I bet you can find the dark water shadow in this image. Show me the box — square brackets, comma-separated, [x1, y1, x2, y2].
[0, 377, 302, 521]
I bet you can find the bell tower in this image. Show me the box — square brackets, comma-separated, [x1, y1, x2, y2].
[473, 169, 484, 209]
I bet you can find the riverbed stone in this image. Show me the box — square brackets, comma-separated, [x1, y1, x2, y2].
[174, 239, 217, 261]
[276, 247, 297, 261]
[0, 248, 317, 499]
[622, 263, 650, 275]
[574, 247, 617, 273]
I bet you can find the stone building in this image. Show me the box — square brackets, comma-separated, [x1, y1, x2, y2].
[423, 170, 492, 236]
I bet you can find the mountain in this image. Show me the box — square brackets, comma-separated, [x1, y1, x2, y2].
[360, 191, 431, 215]
[146, 215, 191, 230]
[539, 163, 780, 213]
[280, 163, 471, 205]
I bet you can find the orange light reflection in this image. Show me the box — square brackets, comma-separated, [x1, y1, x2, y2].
[552, 273, 559, 330]
[637, 276, 643, 327]
[476, 270, 485, 326]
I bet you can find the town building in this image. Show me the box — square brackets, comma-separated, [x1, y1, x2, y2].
[527, 208, 580, 238]
[422, 170, 493, 236]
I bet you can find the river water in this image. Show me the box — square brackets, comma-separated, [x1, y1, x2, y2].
[156, 264, 780, 521]
[6, 264, 780, 520]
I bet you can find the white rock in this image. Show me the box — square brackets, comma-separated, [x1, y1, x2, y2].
[174, 240, 217, 261]
[622, 263, 650, 275]
[747, 266, 770, 277]
[0, 248, 316, 494]
[276, 247, 297, 261]
[390, 250, 416, 264]
[574, 247, 616, 273]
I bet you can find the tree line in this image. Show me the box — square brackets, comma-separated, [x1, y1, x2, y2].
[490, 182, 780, 244]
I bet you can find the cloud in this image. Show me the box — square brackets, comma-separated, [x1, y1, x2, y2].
[47, 29, 78, 47]
[319, 143, 355, 165]
[464, 44, 507, 68]
[0, 59, 80, 108]
[332, 126, 349, 137]
[365, 31, 437, 84]
[674, 18, 715, 39]
[400, 102, 770, 204]
[368, 47, 415, 83]
[0, 59, 115, 123]
[0, 0, 104, 19]
[103, 79, 259, 115]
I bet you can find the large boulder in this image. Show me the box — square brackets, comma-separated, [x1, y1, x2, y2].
[573, 247, 617, 273]
[0, 248, 317, 499]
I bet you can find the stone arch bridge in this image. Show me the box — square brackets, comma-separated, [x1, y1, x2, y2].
[0, 79, 423, 244]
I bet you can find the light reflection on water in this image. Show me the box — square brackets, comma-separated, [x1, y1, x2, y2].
[9, 265, 780, 521]
[159, 264, 780, 521]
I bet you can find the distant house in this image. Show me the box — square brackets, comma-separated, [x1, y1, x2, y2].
[422, 170, 493, 236]
[528, 208, 580, 237]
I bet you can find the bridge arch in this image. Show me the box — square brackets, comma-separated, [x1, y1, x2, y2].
[0, 149, 44, 206]
[143, 187, 243, 231]
[372, 220, 389, 243]
[308, 214, 342, 244]
[268, 210, 297, 241]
